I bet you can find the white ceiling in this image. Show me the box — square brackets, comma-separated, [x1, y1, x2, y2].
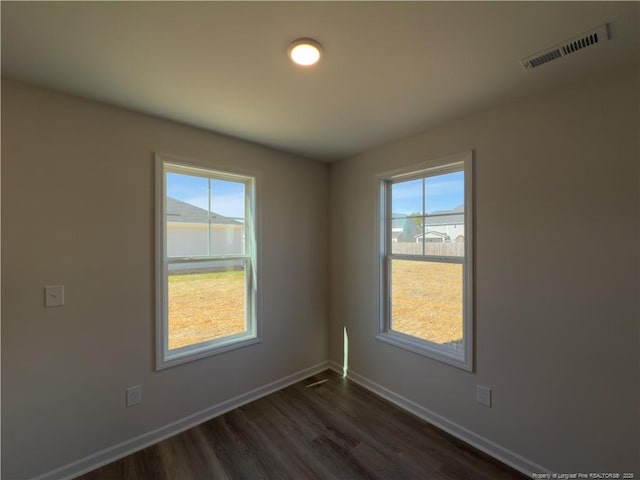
[2, 2, 639, 161]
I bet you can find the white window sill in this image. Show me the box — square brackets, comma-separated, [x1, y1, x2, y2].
[376, 331, 472, 372]
[157, 334, 261, 370]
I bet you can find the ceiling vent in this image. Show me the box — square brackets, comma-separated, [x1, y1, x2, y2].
[520, 24, 609, 71]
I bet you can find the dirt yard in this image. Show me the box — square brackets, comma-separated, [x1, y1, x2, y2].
[390, 260, 463, 347]
[168, 269, 246, 349]
[168, 260, 463, 350]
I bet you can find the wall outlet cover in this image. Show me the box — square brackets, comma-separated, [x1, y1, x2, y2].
[477, 385, 492, 408]
[45, 285, 65, 307]
[126, 385, 142, 407]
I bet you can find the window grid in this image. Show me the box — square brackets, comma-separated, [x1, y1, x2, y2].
[156, 155, 259, 370]
[378, 152, 473, 371]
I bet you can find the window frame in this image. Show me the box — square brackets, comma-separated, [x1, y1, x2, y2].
[155, 153, 260, 370]
[377, 151, 474, 371]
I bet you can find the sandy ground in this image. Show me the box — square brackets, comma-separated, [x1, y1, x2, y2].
[168, 270, 246, 349]
[168, 260, 463, 350]
[390, 260, 463, 348]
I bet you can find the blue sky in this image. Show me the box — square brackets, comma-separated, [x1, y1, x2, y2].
[167, 173, 245, 219]
[168, 170, 463, 219]
[391, 171, 464, 216]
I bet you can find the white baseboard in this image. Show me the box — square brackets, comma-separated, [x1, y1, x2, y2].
[34, 360, 548, 480]
[327, 361, 550, 477]
[34, 361, 330, 480]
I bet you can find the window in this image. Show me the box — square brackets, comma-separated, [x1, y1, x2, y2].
[378, 151, 473, 371]
[156, 154, 259, 369]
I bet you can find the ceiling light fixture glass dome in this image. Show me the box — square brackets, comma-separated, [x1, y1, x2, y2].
[288, 38, 322, 66]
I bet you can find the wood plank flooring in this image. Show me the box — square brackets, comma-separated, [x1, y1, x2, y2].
[77, 370, 526, 480]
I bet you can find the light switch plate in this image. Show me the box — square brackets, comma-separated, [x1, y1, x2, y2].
[45, 285, 64, 307]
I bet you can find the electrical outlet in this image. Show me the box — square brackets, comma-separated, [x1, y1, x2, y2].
[477, 385, 492, 408]
[126, 385, 142, 407]
[45, 285, 65, 307]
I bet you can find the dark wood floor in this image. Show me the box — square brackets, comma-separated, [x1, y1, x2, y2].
[77, 370, 526, 480]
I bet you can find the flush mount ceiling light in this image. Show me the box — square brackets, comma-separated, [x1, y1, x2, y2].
[288, 38, 322, 66]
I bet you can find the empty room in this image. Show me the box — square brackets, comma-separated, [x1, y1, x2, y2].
[2, 2, 639, 479]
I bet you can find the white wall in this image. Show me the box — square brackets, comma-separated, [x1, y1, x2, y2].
[1, 79, 329, 479]
[329, 66, 639, 473]
[2, 66, 639, 478]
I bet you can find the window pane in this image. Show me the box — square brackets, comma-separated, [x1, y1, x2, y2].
[167, 173, 210, 218]
[210, 177, 245, 255]
[391, 178, 423, 218]
[166, 175, 247, 257]
[391, 215, 423, 255]
[210, 222, 245, 255]
[425, 170, 464, 214]
[417, 231, 465, 257]
[168, 261, 246, 350]
[210, 179, 245, 220]
[166, 213, 209, 257]
[166, 173, 210, 257]
[390, 259, 463, 351]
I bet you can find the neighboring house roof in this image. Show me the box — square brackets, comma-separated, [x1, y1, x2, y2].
[425, 205, 464, 226]
[424, 214, 463, 227]
[166, 197, 242, 225]
[414, 230, 450, 239]
[392, 205, 464, 228]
